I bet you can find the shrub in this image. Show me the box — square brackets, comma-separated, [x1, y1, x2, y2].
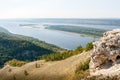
[7, 59, 27, 67]
[85, 42, 93, 51]
[39, 49, 83, 61]
[74, 58, 90, 80]
[35, 63, 40, 68]
[13, 75, 16, 80]
[75, 58, 90, 73]
[24, 70, 29, 76]
[75, 45, 84, 53]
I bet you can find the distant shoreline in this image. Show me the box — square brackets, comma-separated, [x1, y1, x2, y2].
[45, 28, 100, 39]
[21, 25, 100, 39]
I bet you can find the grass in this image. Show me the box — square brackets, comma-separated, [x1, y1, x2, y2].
[73, 57, 120, 80]
[74, 58, 90, 80]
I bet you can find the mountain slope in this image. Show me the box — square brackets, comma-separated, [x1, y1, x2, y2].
[0, 50, 91, 80]
[0, 27, 63, 67]
[0, 27, 10, 34]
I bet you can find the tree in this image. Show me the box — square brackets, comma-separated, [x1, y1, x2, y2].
[85, 42, 93, 51]
[75, 45, 83, 53]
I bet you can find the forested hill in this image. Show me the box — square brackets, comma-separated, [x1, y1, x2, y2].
[0, 27, 11, 34]
[0, 27, 64, 67]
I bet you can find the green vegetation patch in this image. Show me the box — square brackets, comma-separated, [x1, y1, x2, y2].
[17, 35, 63, 52]
[40, 42, 93, 61]
[85, 42, 93, 51]
[74, 58, 90, 80]
[0, 27, 63, 67]
[7, 59, 27, 67]
[40, 50, 74, 61]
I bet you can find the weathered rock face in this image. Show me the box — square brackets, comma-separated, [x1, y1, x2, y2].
[90, 29, 120, 76]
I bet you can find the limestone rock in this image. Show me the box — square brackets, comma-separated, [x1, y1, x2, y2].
[90, 29, 120, 76]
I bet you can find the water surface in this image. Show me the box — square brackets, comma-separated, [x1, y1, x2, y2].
[0, 19, 119, 49]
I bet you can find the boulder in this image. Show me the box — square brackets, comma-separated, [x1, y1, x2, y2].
[90, 29, 120, 76]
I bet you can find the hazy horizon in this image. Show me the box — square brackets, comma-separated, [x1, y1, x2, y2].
[0, 0, 120, 19]
[0, 17, 119, 20]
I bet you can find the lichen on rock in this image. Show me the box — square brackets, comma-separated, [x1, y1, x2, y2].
[90, 29, 120, 76]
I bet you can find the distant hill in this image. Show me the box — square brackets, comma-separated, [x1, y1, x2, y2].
[0, 27, 64, 67]
[0, 27, 11, 34]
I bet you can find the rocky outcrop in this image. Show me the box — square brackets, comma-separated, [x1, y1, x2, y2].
[90, 29, 120, 76]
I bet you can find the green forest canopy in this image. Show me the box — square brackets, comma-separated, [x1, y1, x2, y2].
[0, 27, 63, 67]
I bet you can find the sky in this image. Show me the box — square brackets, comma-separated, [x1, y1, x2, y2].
[0, 0, 120, 19]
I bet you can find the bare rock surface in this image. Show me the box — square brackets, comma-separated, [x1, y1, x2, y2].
[90, 29, 120, 76]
